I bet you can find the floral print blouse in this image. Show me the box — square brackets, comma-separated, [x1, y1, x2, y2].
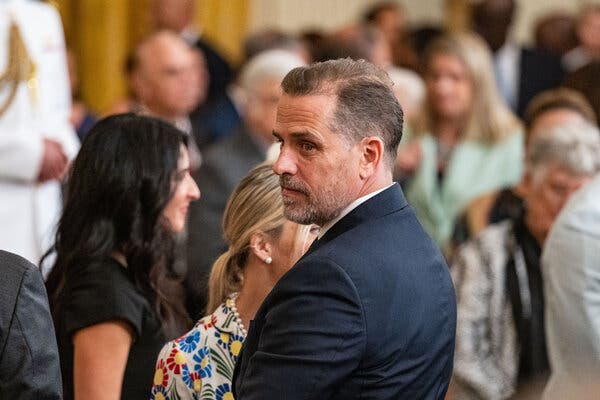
[151, 297, 247, 400]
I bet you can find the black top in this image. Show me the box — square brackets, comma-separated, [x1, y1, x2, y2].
[55, 258, 164, 400]
[505, 216, 549, 384]
[489, 187, 525, 225]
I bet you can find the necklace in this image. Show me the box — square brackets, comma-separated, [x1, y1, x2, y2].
[229, 293, 248, 337]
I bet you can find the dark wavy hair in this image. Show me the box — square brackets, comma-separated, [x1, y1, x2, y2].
[45, 113, 191, 338]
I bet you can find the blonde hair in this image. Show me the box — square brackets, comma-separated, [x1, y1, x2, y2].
[206, 164, 286, 314]
[414, 32, 521, 143]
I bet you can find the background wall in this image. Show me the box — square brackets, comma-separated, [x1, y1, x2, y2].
[51, 0, 247, 113]
[248, 0, 595, 43]
[49, 0, 598, 114]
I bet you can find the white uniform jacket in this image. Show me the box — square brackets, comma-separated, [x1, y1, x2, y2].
[0, 0, 79, 270]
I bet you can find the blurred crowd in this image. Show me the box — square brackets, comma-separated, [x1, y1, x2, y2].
[1, 0, 600, 399]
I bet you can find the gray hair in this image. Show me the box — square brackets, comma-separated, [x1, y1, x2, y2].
[527, 120, 600, 181]
[238, 49, 306, 93]
[281, 58, 404, 169]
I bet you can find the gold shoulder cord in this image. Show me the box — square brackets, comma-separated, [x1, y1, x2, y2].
[0, 19, 38, 117]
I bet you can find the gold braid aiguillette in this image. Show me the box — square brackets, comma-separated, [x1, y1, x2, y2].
[0, 19, 37, 117]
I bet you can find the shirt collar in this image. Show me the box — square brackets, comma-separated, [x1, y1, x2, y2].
[317, 183, 395, 240]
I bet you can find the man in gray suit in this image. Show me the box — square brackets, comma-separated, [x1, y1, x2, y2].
[0, 250, 62, 399]
[185, 49, 305, 318]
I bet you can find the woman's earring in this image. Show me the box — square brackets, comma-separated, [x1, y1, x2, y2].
[265, 256, 272, 264]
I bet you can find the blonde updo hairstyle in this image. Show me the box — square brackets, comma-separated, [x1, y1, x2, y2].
[206, 164, 286, 314]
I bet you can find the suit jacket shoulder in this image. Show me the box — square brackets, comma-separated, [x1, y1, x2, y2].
[0, 251, 62, 399]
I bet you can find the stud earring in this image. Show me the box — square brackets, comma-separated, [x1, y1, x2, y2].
[265, 256, 272, 264]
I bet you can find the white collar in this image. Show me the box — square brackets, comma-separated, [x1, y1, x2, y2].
[317, 183, 395, 240]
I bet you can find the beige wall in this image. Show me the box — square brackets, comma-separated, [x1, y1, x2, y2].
[51, 0, 599, 113]
[248, 0, 445, 34]
[249, 0, 598, 44]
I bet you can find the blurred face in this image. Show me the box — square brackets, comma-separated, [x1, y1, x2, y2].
[525, 164, 591, 244]
[578, 11, 600, 51]
[426, 54, 474, 121]
[163, 145, 201, 232]
[269, 221, 319, 276]
[370, 30, 393, 68]
[136, 37, 205, 118]
[273, 94, 362, 227]
[245, 79, 282, 143]
[375, 8, 406, 43]
[472, 0, 514, 52]
[152, 0, 194, 32]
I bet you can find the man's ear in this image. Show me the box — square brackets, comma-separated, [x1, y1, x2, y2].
[249, 232, 273, 264]
[358, 136, 384, 179]
[130, 72, 147, 102]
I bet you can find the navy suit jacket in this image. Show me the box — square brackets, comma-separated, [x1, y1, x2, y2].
[233, 184, 456, 399]
[190, 93, 241, 150]
[516, 47, 564, 117]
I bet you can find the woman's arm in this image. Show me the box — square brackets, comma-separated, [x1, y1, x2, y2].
[72, 320, 134, 400]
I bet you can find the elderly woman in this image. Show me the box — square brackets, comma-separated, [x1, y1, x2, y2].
[401, 32, 523, 250]
[450, 88, 597, 251]
[451, 120, 600, 399]
[151, 164, 317, 400]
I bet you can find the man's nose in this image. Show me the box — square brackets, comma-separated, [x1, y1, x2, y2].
[273, 147, 297, 176]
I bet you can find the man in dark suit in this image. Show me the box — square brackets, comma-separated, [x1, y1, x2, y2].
[472, 0, 564, 117]
[233, 59, 456, 399]
[0, 250, 62, 399]
[151, 0, 233, 103]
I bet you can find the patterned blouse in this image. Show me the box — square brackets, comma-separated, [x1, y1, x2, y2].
[151, 296, 247, 400]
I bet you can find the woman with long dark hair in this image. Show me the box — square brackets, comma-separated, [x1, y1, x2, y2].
[45, 113, 200, 399]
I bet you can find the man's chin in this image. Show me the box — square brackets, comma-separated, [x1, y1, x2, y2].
[283, 206, 314, 226]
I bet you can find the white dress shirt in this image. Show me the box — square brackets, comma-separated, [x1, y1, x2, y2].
[494, 42, 520, 111]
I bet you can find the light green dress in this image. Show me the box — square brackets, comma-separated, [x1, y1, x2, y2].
[406, 130, 524, 250]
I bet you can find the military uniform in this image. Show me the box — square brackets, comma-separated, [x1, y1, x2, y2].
[0, 0, 79, 272]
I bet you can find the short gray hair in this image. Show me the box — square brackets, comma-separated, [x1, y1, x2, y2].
[527, 120, 600, 181]
[281, 58, 404, 169]
[238, 49, 306, 93]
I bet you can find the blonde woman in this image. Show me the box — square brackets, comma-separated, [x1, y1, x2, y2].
[151, 164, 317, 400]
[401, 32, 523, 250]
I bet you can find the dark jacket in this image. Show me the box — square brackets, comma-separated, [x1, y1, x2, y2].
[185, 127, 266, 318]
[233, 184, 457, 399]
[0, 250, 62, 399]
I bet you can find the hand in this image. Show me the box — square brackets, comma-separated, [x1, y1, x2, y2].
[37, 138, 68, 182]
[395, 141, 422, 178]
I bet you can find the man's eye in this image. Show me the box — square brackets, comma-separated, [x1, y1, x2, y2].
[301, 142, 315, 152]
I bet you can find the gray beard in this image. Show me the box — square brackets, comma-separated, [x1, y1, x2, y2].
[282, 194, 347, 227]
[279, 173, 351, 226]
